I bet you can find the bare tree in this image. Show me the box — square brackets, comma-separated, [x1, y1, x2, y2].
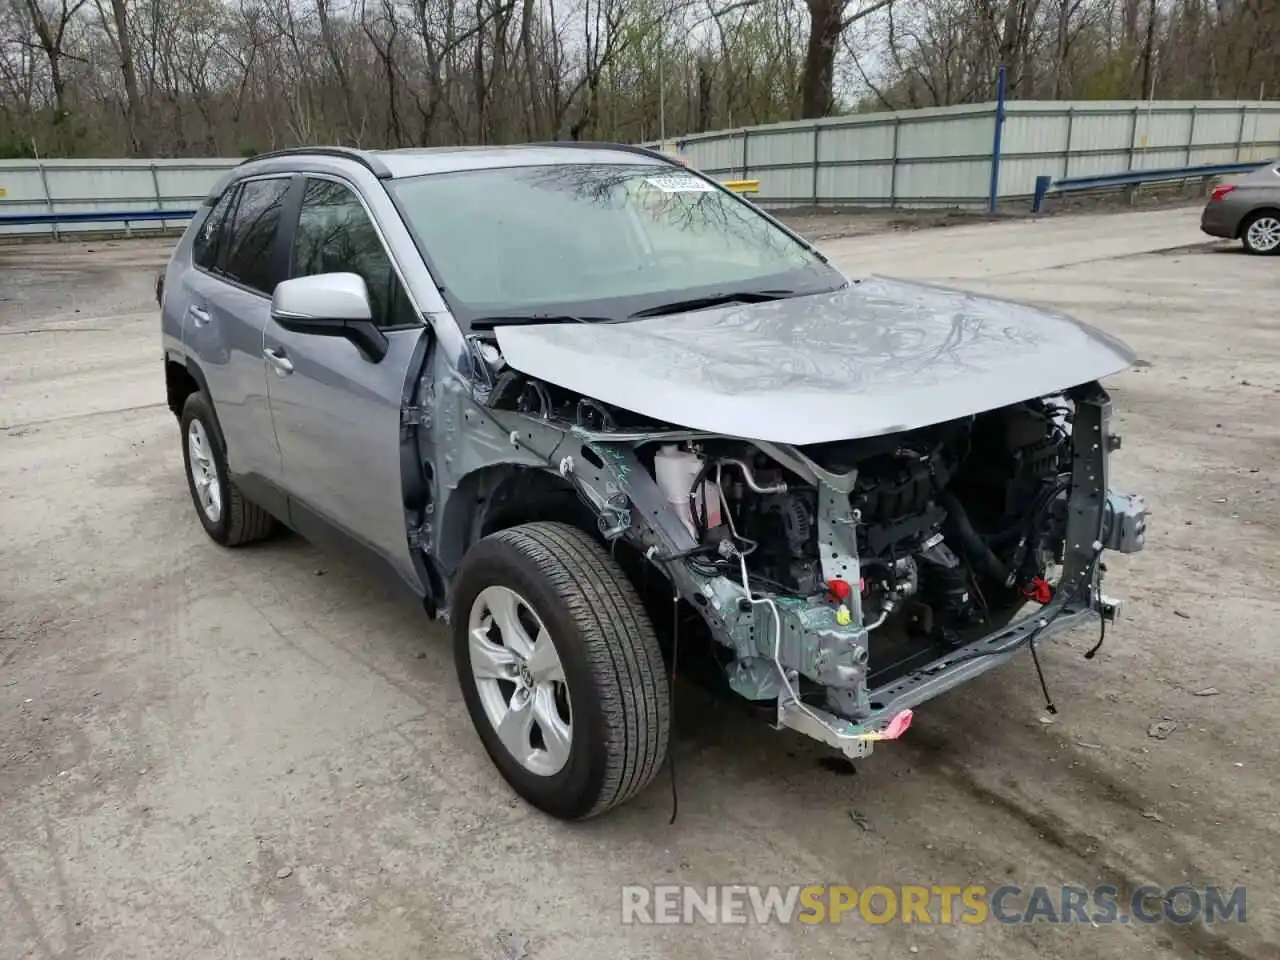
[800, 0, 896, 116]
[0, 0, 1274, 159]
[16, 0, 90, 150]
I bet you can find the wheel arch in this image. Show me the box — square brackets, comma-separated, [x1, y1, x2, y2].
[165, 352, 226, 441]
[434, 463, 598, 582]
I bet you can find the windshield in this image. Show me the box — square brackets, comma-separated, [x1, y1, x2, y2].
[388, 162, 844, 323]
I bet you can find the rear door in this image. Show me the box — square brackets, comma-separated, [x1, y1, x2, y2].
[182, 175, 295, 483]
[264, 175, 427, 587]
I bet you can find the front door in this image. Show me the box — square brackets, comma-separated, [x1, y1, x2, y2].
[264, 175, 427, 589]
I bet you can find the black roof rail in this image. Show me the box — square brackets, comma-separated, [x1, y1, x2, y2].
[238, 146, 392, 179]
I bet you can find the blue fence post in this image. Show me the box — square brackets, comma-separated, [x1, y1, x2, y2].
[1031, 175, 1052, 214]
[988, 63, 1007, 214]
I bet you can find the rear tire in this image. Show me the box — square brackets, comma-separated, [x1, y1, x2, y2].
[180, 392, 276, 546]
[1240, 210, 1280, 255]
[452, 522, 670, 820]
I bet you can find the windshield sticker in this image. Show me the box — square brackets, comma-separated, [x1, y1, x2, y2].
[643, 174, 716, 193]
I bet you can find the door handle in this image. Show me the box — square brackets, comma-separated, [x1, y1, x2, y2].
[188, 305, 211, 326]
[263, 347, 294, 376]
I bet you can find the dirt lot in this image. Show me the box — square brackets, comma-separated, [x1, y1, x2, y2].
[2, 207, 1278, 960]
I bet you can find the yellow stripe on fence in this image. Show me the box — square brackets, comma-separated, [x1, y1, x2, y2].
[721, 179, 760, 194]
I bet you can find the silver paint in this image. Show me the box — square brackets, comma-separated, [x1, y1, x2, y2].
[494, 276, 1137, 444]
[164, 145, 1148, 768]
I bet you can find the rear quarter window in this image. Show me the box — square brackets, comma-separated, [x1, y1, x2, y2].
[192, 190, 235, 270]
[217, 177, 293, 295]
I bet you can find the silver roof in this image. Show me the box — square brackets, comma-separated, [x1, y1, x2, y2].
[372, 144, 667, 178]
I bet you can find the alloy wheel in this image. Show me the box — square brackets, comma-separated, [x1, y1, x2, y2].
[186, 419, 223, 523]
[1246, 215, 1280, 253]
[467, 585, 574, 776]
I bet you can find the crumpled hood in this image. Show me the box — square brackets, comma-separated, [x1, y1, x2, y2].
[494, 276, 1136, 444]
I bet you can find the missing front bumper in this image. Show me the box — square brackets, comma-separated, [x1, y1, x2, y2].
[774, 601, 1102, 758]
[766, 385, 1146, 760]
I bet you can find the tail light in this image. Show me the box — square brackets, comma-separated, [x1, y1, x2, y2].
[1210, 184, 1236, 202]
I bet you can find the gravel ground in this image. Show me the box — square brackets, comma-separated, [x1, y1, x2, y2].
[774, 208, 1001, 242]
[1, 206, 1277, 960]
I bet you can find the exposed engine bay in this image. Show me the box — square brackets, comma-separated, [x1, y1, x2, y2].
[678, 398, 1080, 686]
[464, 350, 1148, 760]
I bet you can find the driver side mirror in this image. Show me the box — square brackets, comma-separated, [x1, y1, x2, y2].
[270, 272, 389, 363]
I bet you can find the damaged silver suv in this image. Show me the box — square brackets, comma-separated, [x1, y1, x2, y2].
[160, 143, 1148, 820]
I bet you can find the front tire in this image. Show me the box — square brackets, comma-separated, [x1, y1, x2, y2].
[1241, 211, 1280, 255]
[452, 522, 670, 820]
[179, 392, 276, 546]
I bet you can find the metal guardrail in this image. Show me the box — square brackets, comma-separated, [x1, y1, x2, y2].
[0, 208, 196, 228]
[0, 179, 762, 233]
[0, 157, 1261, 232]
[1031, 160, 1268, 213]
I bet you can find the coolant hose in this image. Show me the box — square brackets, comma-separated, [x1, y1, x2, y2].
[687, 460, 714, 542]
[937, 490, 1008, 586]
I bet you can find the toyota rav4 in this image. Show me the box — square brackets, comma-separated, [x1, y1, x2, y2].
[159, 144, 1148, 820]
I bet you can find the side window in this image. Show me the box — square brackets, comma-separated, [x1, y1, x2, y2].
[192, 188, 237, 270]
[292, 178, 416, 328]
[219, 177, 292, 295]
